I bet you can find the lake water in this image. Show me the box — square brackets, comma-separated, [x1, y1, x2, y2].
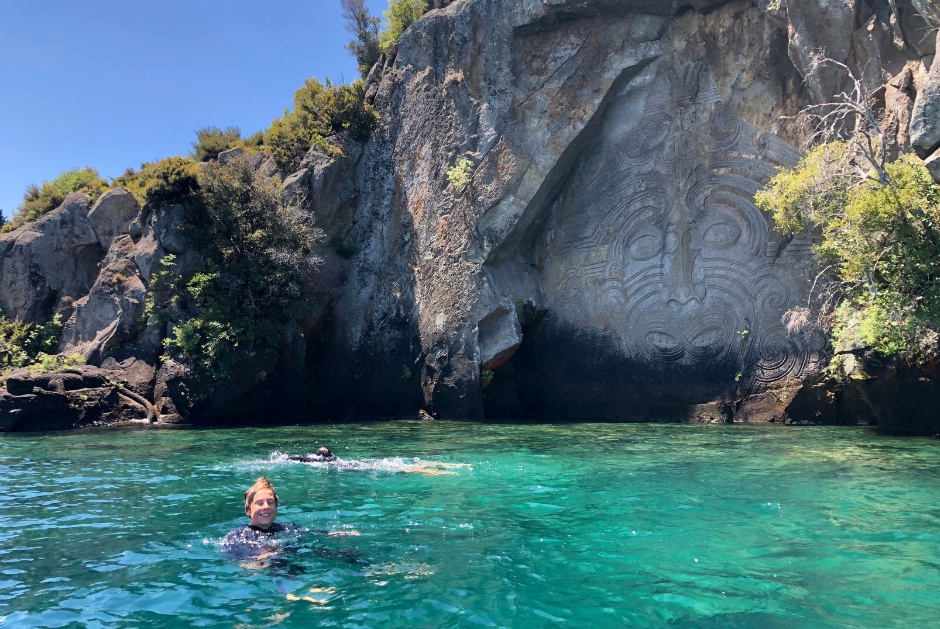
[1, 422, 940, 628]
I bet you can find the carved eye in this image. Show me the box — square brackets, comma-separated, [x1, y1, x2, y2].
[702, 221, 741, 249]
[627, 231, 664, 261]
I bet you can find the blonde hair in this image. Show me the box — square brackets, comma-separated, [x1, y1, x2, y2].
[244, 476, 279, 511]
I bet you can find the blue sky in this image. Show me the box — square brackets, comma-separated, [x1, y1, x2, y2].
[0, 0, 386, 220]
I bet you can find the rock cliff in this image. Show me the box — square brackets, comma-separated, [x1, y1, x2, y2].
[4, 0, 940, 431]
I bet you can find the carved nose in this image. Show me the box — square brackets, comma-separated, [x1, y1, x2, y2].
[663, 224, 706, 307]
[666, 280, 706, 306]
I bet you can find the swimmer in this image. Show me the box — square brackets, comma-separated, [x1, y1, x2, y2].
[284, 450, 472, 475]
[221, 476, 358, 562]
[287, 447, 337, 463]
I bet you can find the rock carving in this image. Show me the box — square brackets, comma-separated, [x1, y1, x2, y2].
[536, 61, 826, 405]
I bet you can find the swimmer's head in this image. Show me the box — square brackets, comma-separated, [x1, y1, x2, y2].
[244, 477, 278, 529]
[315, 446, 337, 461]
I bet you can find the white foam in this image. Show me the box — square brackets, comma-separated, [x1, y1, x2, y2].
[280, 454, 430, 473]
[220, 453, 469, 475]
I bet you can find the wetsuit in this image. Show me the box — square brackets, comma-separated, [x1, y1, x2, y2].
[221, 522, 327, 558]
[287, 454, 337, 463]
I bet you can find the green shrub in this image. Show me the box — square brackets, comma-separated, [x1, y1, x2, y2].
[192, 126, 243, 162]
[0, 314, 69, 373]
[4, 168, 110, 233]
[163, 156, 324, 387]
[447, 158, 474, 192]
[30, 352, 85, 374]
[265, 78, 379, 171]
[243, 131, 265, 150]
[756, 148, 940, 360]
[378, 0, 429, 54]
[114, 157, 201, 210]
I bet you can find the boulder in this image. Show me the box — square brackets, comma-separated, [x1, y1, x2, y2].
[733, 378, 806, 424]
[218, 147, 268, 171]
[86, 188, 140, 250]
[149, 204, 187, 255]
[59, 235, 146, 362]
[217, 147, 246, 165]
[478, 309, 522, 371]
[0, 365, 152, 431]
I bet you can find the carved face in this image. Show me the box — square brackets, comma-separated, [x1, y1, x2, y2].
[542, 62, 821, 391]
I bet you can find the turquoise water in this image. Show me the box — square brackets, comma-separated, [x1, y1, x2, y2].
[1, 423, 940, 628]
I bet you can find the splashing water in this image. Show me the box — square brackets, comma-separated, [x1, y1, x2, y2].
[2, 422, 940, 628]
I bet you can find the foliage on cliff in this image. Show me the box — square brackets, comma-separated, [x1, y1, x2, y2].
[3, 168, 110, 233]
[265, 78, 379, 171]
[378, 0, 429, 54]
[342, 0, 381, 78]
[191, 126, 264, 162]
[0, 314, 83, 374]
[113, 157, 201, 211]
[162, 156, 324, 386]
[756, 144, 940, 359]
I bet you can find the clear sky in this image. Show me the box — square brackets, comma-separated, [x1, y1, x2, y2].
[0, 0, 386, 220]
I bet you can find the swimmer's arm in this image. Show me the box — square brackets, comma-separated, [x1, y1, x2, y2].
[404, 461, 472, 474]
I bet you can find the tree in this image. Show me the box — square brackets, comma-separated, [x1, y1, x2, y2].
[341, 0, 380, 79]
[164, 156, 324, 386]
[378, 0, 429, 54]
[795, 54, 891, 186]
[756, 58, 940, 360]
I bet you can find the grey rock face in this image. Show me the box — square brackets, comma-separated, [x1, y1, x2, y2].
[785, 0, 858, 104]
[912, 30, 940, 162]
[912, 0, 940, 26]
[132, 205, 188, 282]
[0, 193, 103, 322]
[60, 235, 146, 362]
[305, 0, 939, 423]
[899, 0, 936, 55]
[311, 0, 822, 420]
